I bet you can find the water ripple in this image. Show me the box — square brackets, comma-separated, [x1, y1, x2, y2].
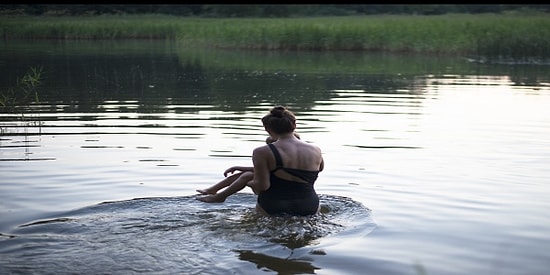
[0, 194, 375, 274]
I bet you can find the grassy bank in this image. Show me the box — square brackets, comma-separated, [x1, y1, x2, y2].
[1, 13, 549, 59]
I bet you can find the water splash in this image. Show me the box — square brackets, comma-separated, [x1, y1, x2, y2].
[0, 194, 374, 274]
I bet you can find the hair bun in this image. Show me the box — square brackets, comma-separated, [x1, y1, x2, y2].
[262, 106, 296, 134]
[271, 106, 286, 117]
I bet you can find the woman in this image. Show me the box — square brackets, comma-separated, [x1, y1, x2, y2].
[195, 133, 300, 203]
[247, 106, 324, 216]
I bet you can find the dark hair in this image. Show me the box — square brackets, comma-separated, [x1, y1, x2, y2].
[261, 106, 296, 134]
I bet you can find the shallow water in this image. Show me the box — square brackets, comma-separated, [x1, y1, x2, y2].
[1, 40, 550, 274]
[0, 194, 374, 274]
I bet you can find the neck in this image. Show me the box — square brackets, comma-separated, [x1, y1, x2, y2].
[275, 132, 295, 140]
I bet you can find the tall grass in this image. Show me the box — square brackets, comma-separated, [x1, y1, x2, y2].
[1, 13, 549, 59]
[0, 66, 44, 135]
[1, 14, 181, 39]
[0, 66, 43, 109]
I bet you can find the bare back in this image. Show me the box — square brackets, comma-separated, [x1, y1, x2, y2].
[251, 134, 324, 193]
[267, 138, 323, 183]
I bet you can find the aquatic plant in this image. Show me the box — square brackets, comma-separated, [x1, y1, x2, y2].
[0, 66, 43, 135]
[1, 13, 549, 60]
[0, 66, 43, 109]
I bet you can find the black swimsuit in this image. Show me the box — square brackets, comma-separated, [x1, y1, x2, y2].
[257, 144, 320, 216]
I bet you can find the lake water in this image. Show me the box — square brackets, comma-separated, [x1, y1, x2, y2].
[1, 40, 550, 274]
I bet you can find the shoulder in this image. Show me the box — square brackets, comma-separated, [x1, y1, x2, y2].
[252, 144, 275, 169]
[253, 144, 271, 157]
[300, 140, 322, 152]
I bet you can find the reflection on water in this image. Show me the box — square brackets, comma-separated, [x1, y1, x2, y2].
[0, 194, 374, 274]
[1, 40, 550, 274]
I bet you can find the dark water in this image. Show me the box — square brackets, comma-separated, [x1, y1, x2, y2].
[1, 40, 550, 274]
[0, 194, 374, 274]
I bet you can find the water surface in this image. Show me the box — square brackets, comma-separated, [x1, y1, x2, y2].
[1, 40, 550, 274]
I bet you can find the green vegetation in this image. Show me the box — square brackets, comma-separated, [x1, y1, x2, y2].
[0, 66, 43, 109]
[1, 4, 547, 17]
[173, 14, 550, 59]
[0, 66, 43, 135]
[1, 13, 549, 59]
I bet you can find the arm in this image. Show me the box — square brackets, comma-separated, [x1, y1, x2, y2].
[224, 166, 254, 177]
[247, 146, 271, 194]
[313, 144, 324, 172]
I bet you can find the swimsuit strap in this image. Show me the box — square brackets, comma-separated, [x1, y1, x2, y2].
[268, 143, 284, 168]
[268, 143, 319, 183]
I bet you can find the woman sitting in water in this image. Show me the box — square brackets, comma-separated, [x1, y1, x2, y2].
[249, 106, 324, 216]
[197, 106, 324, 216]
[196, 133, 300, 203]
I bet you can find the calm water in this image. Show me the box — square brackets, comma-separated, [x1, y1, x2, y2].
[1, 40, 550, 274]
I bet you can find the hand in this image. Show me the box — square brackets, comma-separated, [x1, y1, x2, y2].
[223, 166, 253, 177]
[223, 167, 238, 177]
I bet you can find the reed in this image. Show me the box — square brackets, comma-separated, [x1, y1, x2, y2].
[0, 66, 42, 109]
[0, 66, 44, 135]
[1, 13, 549, 58]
